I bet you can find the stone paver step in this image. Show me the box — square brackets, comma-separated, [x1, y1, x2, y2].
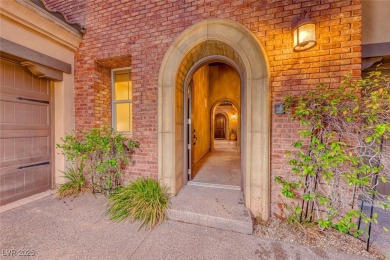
[167, 184, 253, 234]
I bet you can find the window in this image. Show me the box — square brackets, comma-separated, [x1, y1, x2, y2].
[112, 68, 132, 132]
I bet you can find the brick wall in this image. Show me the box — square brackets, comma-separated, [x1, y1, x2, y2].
[43, 0, 362, 216]
[94, 63, 111, 127]
[43, 0, 87, 27]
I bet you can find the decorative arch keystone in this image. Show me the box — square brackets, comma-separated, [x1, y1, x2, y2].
[158, 18, 271, 219]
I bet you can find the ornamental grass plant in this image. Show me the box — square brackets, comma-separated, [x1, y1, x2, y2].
[107, 177, 170, 229]
[57, 165, 91, 198]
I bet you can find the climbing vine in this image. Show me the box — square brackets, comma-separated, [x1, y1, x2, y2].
[275, 71, 390, 235]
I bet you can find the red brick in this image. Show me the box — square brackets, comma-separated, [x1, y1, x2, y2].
[43, 0, 362, 213]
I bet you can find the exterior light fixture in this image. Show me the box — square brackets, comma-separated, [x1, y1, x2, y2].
[292, 11, 316, 52]
[232, 113, 236, 119]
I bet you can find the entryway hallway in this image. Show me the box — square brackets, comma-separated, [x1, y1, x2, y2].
[168, 139, 249, 234]
[191, 140, 240, 187]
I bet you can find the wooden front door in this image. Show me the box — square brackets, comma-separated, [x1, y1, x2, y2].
[0, 59, 52, 205]
[214, 114, 226, 139]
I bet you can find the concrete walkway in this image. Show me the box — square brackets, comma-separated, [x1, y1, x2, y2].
[168, 185, 253, 234]
[0, 194, 369, 260]
[192, 140, 240, 186]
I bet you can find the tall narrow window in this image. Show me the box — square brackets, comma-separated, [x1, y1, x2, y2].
[112, 68, 132, 132]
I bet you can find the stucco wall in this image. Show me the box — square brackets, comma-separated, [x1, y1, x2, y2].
[362, 0, 390, 44]
[191, 63, 240, 163]
[209, 64, 240, 112]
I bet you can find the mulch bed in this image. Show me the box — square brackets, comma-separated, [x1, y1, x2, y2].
[253, 218, 385, 259]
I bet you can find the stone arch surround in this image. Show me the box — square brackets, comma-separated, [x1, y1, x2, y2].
[158, 18, 270, 219]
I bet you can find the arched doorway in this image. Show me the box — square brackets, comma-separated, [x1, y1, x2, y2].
[214, 113, 227, 139]
[186, 63, 241, 185]
[158, 18, 270, 219]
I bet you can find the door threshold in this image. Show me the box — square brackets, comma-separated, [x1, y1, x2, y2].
[187, 181, 241, 191]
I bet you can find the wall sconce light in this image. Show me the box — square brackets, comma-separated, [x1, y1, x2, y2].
[232, 113, 236, 119]
[292, 11, 316, 52]
[275, 103, 285, 114]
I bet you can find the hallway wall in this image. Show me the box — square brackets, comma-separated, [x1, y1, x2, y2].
[209, 64, 241, 150]
[192, 64, 240, 163]
[192, 66, 210, 163]
[209, 65, 240, 108]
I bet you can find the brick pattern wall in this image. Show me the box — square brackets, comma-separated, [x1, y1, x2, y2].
[94, 63, 111, 127]
[43, 0, 362, 216]
[43, 0, 87, 27]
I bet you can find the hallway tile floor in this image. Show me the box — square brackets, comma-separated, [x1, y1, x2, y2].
[192, 140, 240, 186]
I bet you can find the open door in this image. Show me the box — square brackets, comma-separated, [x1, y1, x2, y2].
[187, 80, 197, 181]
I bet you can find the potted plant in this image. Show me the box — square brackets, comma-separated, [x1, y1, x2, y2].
[230, 129, 237, 141]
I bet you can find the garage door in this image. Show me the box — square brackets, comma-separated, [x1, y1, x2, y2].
[0, 59, 52, 205]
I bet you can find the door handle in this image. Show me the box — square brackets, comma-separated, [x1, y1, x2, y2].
[17, 97, 49, 104]
[192, 134, 197, 145]
[17, 161, 50, 169]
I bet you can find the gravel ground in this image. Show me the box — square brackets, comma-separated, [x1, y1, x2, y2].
[254, 213, 389, 260]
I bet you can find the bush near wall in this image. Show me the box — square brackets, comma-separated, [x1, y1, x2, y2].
[57, 127, 139, 194]
[275, 71, 390, 235]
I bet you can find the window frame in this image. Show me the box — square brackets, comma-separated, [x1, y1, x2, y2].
[111, 67, 132, 134]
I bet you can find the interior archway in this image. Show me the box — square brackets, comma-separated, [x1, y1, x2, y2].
[210, 98, 241, 153]
[214, 113, 228, 139]
[158, 18, 270, 219]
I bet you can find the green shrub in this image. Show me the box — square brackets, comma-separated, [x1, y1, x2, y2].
[56, 126, 139, 193]
[57, 165, 90, 198]
[107, 178, 170, 229]
[275, 71, 390, 234]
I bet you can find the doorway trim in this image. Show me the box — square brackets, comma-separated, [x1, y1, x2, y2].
[158, 18, 270, 219]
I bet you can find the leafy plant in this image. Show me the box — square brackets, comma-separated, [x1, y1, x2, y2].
[275, 71, 390, 234]
[57, 165, 90, 198]
[107, 178, 170, 229]
[57, 126, 139, 193]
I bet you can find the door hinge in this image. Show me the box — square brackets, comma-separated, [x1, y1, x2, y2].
[188, 119, 191, 124]
[187, 169, 191, 175]
[188, 145, 191, 149]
